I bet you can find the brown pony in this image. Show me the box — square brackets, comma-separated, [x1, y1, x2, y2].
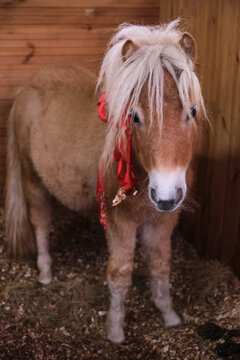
[5, 20, 206, 343]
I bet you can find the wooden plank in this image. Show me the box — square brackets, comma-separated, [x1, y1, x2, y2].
[0, 32, 112, 40]
[1, 0, 159, 8]
[0, 137, 7, 145]
[0, 158, 6, 166]
[221, 0, 240, 265]
[204, 0, 235, 260]
[0, 114, 11, 123]
[0, 128, 6, 137]
[0, 38, 109, 48]
[1, 6, 159, 16]
[0, 118, 8, 129]
[0, 47, 104, 56]
[0, 55, 102, 65]
[0, 77, 29, 86]
[0, 15, 157, 25]
[189, 0, 221, 254]
[0, 24, 138, 34]
[0, 144, 7, 154]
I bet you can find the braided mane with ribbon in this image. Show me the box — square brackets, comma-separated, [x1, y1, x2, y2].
[96, 93, 138, 230]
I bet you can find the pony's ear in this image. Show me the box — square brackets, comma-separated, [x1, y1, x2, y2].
[179, 32, 197, 63]
[122, 40, 138, 61]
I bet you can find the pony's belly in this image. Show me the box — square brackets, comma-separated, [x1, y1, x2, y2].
[38, 162, 98, 212]
[30, 137, 99, 212]
[53, 186, 97, 213]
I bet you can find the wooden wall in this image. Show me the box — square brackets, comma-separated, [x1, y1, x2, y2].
[0, 0, 159, 203]
[159, 0, 240, 276]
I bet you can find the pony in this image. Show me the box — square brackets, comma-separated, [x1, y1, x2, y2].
[5, 20, 206, 343]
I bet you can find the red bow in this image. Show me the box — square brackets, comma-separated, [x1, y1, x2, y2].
[96, 93, 138, 230]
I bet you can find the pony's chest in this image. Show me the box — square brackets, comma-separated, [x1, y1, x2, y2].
[106, 188, 157, 225]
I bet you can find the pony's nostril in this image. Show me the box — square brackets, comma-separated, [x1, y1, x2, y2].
[150, 187, 184, 211]
[175, 188, 183, 204]
[150, 187, 157, 202]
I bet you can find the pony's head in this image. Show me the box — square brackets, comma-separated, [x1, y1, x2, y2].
[97, 19, 206, 212]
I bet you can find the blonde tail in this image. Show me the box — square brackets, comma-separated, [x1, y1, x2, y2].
[5, 102, 36, 257]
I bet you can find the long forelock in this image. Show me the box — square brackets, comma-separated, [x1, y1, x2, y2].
[97, 19, 206, 169]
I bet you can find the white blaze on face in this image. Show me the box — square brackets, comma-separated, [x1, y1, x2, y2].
[148, 167, 187, 211]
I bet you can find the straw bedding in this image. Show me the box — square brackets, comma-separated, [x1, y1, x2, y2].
[0, 206, 239, 360]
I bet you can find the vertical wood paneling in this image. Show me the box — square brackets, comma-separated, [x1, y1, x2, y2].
[0, 0, 159, 204]
[159, 0, 240, 277]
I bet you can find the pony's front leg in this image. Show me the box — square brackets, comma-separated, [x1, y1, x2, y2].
[106, 218, 137, 343]
[140, 215, 181, 327]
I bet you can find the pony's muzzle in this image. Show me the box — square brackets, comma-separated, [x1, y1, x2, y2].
[148, 168, 187, 212]
[149, 187, 183, 212]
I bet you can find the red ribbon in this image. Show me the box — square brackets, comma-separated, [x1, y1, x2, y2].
[96, 93, 137, 230]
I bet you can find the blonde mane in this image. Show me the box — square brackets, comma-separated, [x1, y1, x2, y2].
[97, 19, 206, 169]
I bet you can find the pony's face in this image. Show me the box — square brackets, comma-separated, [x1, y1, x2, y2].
[131, 71, 196, 212]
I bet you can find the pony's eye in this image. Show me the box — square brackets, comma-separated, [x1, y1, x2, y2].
[190, 107, 196, 118]
[130, 111, 141, 125]
[186, 107, 197, 122]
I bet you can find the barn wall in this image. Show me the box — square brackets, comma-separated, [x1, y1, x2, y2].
[159, 0, 240, 276]
[0, 0, 159, 203]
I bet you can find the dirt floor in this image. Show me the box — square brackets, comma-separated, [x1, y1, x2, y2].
[0, 206, 239, 360]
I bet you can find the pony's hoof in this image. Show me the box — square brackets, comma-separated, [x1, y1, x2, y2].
[38, 273, 52, 285]
[107, 328, 125, 343]
[164, 311, 181, 328]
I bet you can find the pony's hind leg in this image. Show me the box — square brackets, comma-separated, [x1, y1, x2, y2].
[26, 177, 53, 285]
[106, 219, 137, 343]
[139, 216, 181, 327]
